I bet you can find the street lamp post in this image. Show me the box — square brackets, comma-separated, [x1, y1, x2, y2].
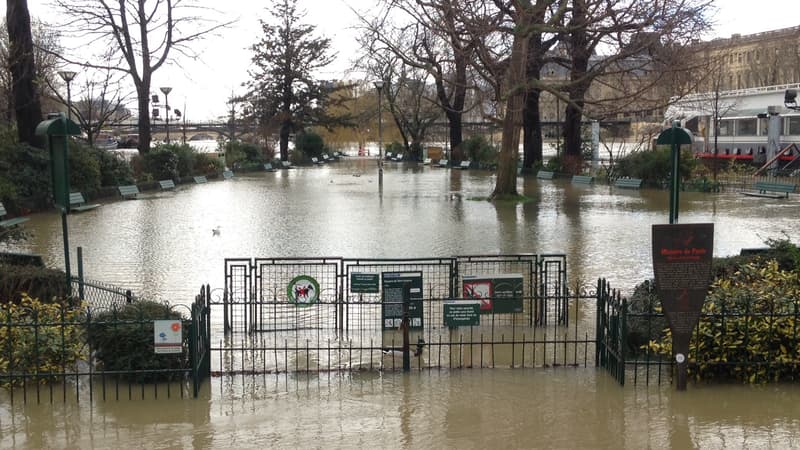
[58, 70, 77, 121]
[374, 80, 384, 187]
[160, 86, 172, 144]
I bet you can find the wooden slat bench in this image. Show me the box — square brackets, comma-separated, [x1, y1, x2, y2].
[743, 181, 796, 199]
[458, 160, 471, 170]
[280, 161, 294, 169]
[537, 170, 555, 180]
[194, 175, 208, 184]
[571, 175, 594, 185]
[437, 159, 449, 168]
[159, 179, 176, 190]
[69, 192, 101, 212]
[118, 185, 140, 199]
[264, 163, 277, 172]
[222, 170, 234, 180]
[614, 178, 643, 189]
[422, 158, 432, 165]
[0, 202, 29, 228]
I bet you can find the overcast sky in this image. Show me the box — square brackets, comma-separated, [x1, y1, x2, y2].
[6, 0, 800, 120]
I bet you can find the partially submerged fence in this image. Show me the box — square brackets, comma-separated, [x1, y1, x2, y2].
[0, 280, 210, 405]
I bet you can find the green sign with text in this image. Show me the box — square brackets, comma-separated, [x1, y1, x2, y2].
[350, 272, 379, 293]
[444, 300, 481, 327]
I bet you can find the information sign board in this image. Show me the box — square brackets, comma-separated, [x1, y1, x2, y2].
[382, 271, 423, 330]
[463, 274, 524, 314]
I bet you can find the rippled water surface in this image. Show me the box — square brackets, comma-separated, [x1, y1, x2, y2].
[4, 159, 800, 448]
[5, 158, 800, 302]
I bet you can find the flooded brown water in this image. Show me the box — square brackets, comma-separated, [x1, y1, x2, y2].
[2, 370, 800, 448]
[3, 159, 800, 447]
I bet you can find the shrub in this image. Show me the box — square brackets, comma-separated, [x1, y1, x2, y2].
[647, 259, 800, 383]
[140, 148, 180, 181]
[615, 148, 697, 186]
[0, 295, 86, 387]
[462, 135, 497, 166]
[95, 149, 135, 186]
[295, 131, 326, 161]
[69, 142, 102, 192]
[87, 300, 187, 382]
[0, 264, 69, 305]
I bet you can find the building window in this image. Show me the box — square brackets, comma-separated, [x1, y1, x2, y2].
[718, 120, 733, 136]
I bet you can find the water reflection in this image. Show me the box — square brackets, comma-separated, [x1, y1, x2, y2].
[3, 159, 800, 303]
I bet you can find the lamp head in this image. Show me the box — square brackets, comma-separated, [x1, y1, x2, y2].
[160, 86, 172, 95]
[373, 80, 384, 91]
[785, 89, 798, 109]
[58, 70, 77, 83]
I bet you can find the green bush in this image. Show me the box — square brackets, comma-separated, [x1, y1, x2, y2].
[194, 152, 223, 175]
[87, 300, 187, 382]
[225, 141, 263, 167]
[69, 142, 102, 192]
[462, 135, 496, 166]
[295, 131, 326, 161]
[140, 149, 180, 181]
[94, 148, 135, 186]
[615, 148, 697, 186]
[0, 295, 86, 387]
[648, 259, 800, 383]
[0, 264, 69, 305]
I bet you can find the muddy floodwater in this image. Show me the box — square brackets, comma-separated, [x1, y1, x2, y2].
[3, 158, 800, 447]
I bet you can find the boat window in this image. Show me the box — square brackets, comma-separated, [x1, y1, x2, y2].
[758, 117, 768, 135]
[736, 118, 757, 136]
[787, 117, 800, 136]
[718, 120, 733, 136]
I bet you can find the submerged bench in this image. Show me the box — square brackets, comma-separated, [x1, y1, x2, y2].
[222, 170, 234, 180]
[118, 185, 140, 199]
[458, 160, 471, 170]
[69, 192, 101, 212]
[743, 181, 796, 199]
[194, 175, 208, 184]
[0, 202, 29, 228]
[159, 179, 176, 190]
[264, 163, 277, 172]
[571, 175, 594, 185]
[537, 170, 554, 180]
[280, 161, 294, 169]
[614, 178, 643, 189]
[422, 158, 432, 165]
[437, 159, 449, 168]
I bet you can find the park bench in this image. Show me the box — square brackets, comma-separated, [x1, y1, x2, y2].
[223, 170, 234, 180]
[743, 181, 796, 199]
[437, 159, 449, 168]
[537, 170, 555, 180]
[458, 160, 471, 170]
[422, 158, 432, 165]
[614, 178, 643, 189]
[325, 153, 335, 161]
[194, 175, 208, 184]
[264, 163, 277, 172]
[311, 157, 323, 165]
[69, 192, 101, 212]
[385, 152, 393, 160]
[118, 185, 140, 199]
[159, 179, 176, 190]
[0, 202, 29, 229]
[280, 161, 294, 169]
[571, 175, 594, 185]
[393, 154, 404, 162]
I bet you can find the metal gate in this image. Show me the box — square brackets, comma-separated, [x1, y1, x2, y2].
[212, 254, 582, 375]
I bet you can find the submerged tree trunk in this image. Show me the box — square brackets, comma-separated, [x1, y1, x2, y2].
[522, 89, 543, 168]
[7, 0, 42, 144]
[491, 29, 529, 200]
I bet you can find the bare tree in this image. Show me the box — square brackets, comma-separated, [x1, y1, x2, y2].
[556, 0, 713, 174]
[359, 0, 479, 160]
[52, 0, 231, 154]
[6, 0, 42, 144]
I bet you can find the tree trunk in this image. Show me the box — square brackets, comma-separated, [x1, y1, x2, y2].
[279, 121, 290, 161]
[562, 93, 585, 174]
[7, 0, 42, 145]
[491, 30, 528, 200]
[447, 110, 463, 160]
[136, 84, 151, 154]
[522, 90, 543, 168]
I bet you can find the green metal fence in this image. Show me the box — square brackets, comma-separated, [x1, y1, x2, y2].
[0, 282, 211, 404]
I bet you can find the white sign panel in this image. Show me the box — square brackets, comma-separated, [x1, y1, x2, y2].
[154, 320, 183, 354]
